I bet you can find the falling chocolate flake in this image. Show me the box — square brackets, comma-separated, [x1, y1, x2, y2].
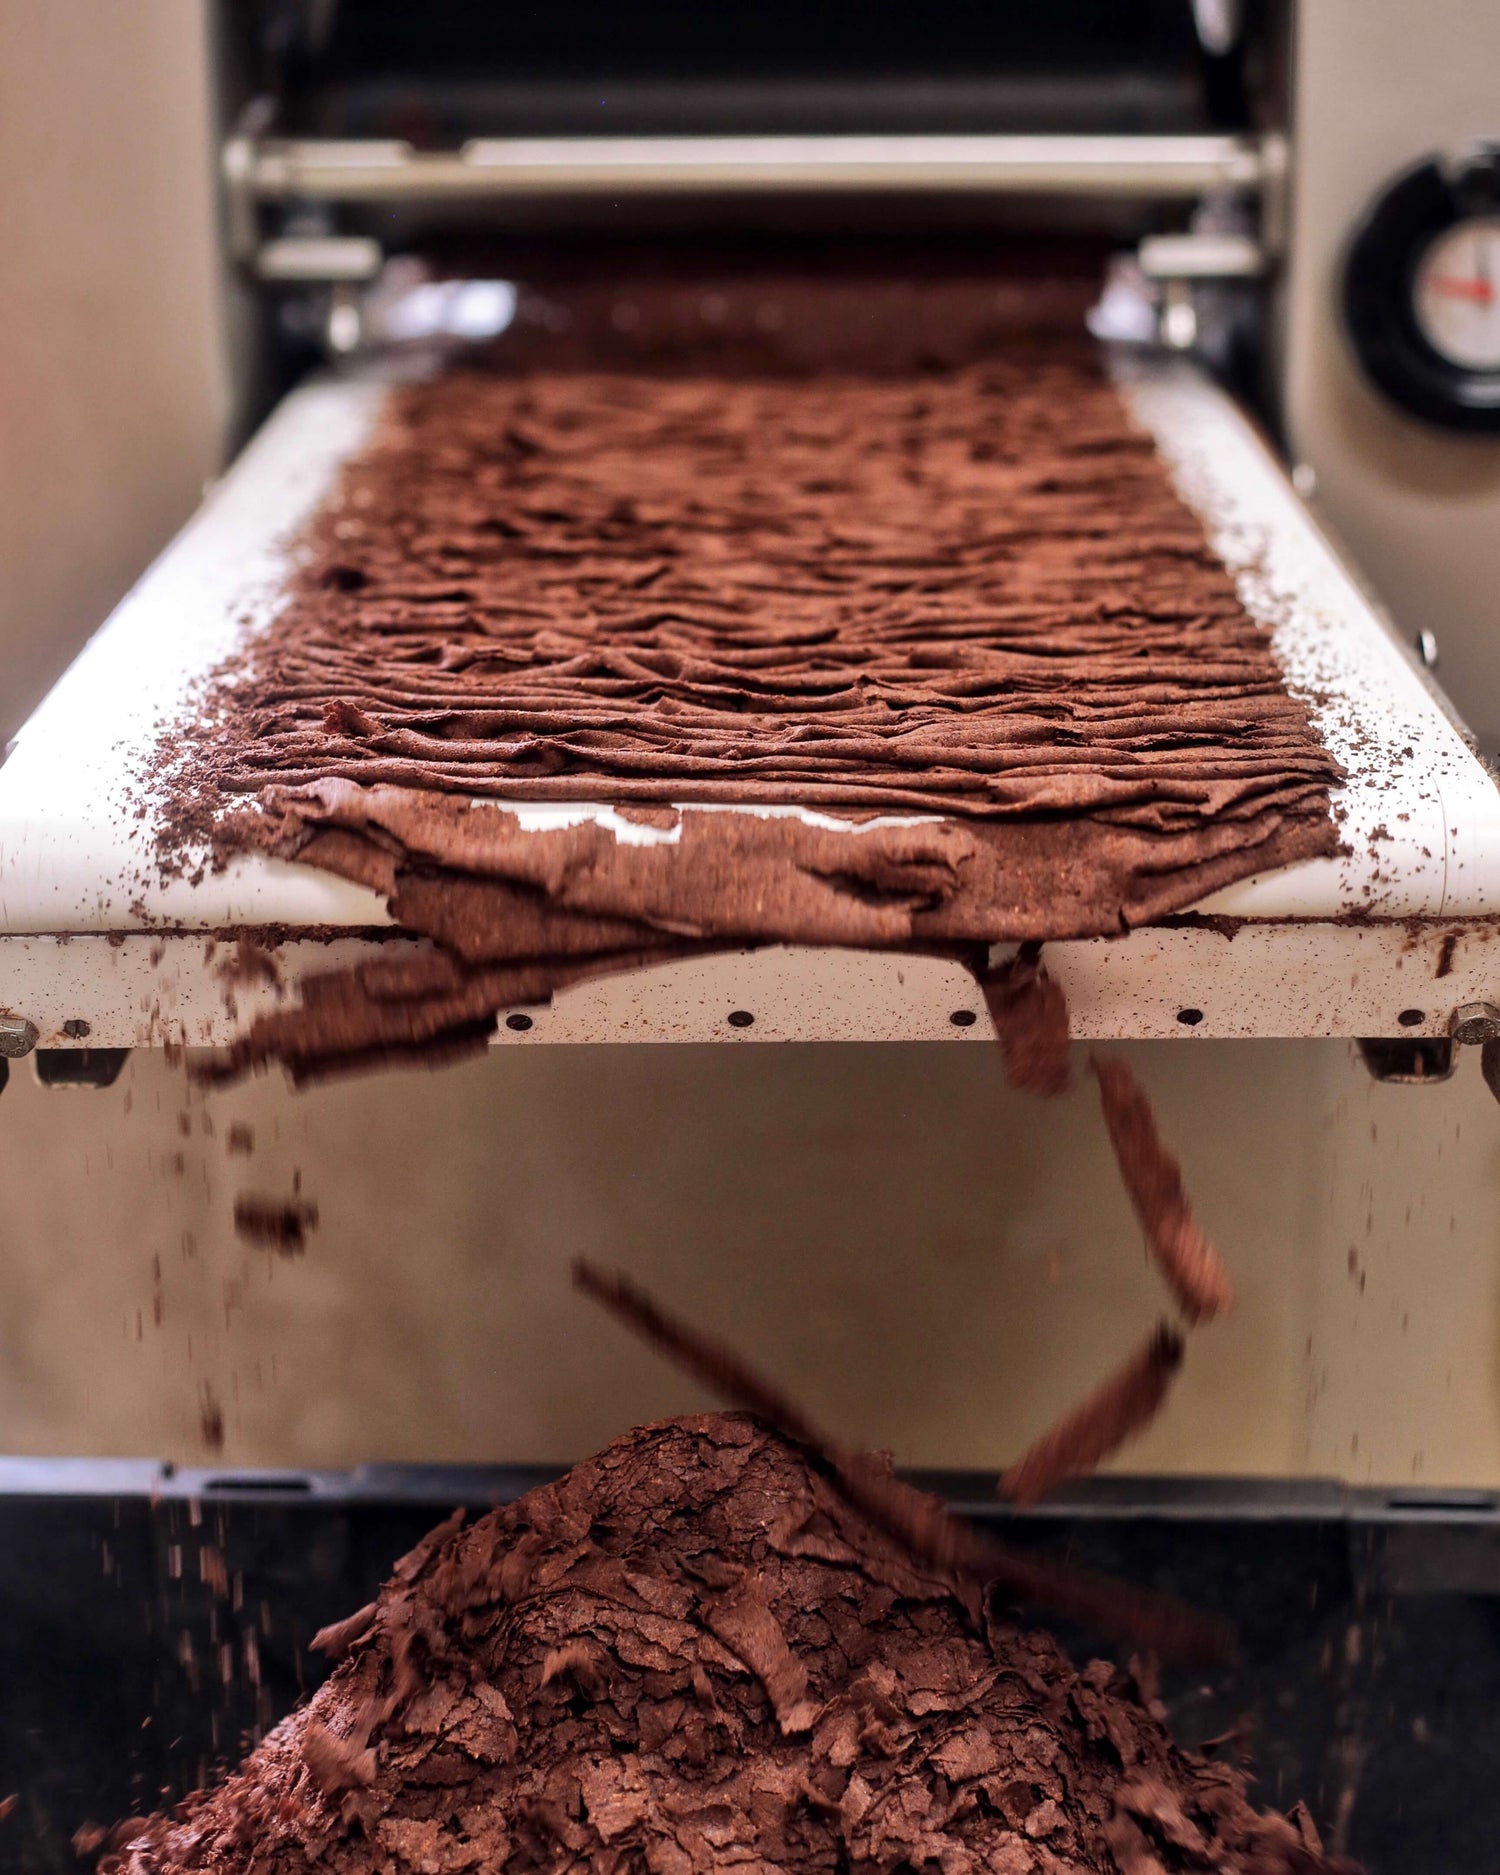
[225, 1122, 255, 1156]
[108, 1414, 1356, 1875]
[300, 1719, 377, 1803]
[981, 942, 1072, 1096]
[574, 1261, 1231, 1664]
[1092, 1056, 1236, 1324]
[232, 1195, 319, 1255]
[198, 1382, 225, 1454]
[1000, 1321, 1184, 1506]
[311, 1601, 379, 1663]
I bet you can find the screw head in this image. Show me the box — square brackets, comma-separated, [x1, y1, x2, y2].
[0, 1014, 38, 1058]
[1450, 1001, 1500, 1045]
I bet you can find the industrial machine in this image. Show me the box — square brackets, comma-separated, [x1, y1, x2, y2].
[3, 4, 1500, 1871]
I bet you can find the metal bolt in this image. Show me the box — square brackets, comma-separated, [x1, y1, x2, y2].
[0, 1014, 38, 1058]
[1450, 1001, 1500, 1046]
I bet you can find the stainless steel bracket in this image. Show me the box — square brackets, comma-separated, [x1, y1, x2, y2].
[221, 119, 1282, 280]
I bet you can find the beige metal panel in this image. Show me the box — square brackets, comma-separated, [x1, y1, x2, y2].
[1283, 0, 1500, 750]
[0, 1040, 1327, 1480]
[9, 923, 1500, 1050]
[0, 0, 228, 746]
[2, 1031, 1491, 1491]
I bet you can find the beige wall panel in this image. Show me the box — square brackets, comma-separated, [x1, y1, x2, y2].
[0, 0, 227, 744]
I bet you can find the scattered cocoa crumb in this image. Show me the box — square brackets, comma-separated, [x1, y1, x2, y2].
[218, 938, 281, 989]
[232, 1196, 319, 1255]
[198, 1544, 229, 1598]
[199, 1383, 225, 1453]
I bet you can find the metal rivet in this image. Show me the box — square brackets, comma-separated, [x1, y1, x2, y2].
[1398, 1008, 1426, 1028]
[0, 1014, 39, 1058]
[949, 1009, 978, 1027]
[62, 1018, 91, 1040]
[1449, 1001, 1500, 1045]
[726, 1010, 755, 1029]
[505, 1012, 533, 1032]
[1176, 1007, 1204, 1027]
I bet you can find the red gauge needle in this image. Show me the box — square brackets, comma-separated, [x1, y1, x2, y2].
[1428, 274, 1496, 305]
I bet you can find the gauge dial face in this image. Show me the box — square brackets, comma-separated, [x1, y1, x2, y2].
[1413, 215, 1500, 370]
[1346, 151, 1500, 430]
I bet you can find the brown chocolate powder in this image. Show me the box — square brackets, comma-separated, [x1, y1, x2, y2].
[113, 1413, 1356, 1875]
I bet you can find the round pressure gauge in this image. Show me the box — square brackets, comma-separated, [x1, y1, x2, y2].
[1344, 145, 1500, 431]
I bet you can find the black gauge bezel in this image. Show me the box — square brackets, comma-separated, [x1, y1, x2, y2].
[1343, 144, 1500, 433]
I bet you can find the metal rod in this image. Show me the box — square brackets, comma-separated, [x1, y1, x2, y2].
[230, 133, 1271, 203]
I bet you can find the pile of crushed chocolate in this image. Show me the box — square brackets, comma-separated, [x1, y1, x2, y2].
[112, 1412, 1352, 1875]
[157, 259, 1340, 1082]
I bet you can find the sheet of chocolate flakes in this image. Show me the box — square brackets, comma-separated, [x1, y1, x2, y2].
[113, 1413, 1354, 1875]
[157, 258, 1341, 1081]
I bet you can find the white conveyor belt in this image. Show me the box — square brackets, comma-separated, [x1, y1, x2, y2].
[3, 354, 1499, 1051]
